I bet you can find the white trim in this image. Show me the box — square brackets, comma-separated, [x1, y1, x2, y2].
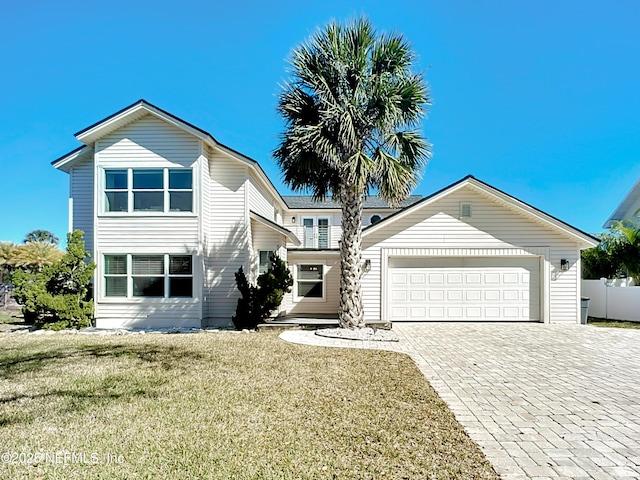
[293, 262, 327, 303]
[98, 252, 199, 303]
[99, 167, 195, 216]
[364, 178, 598, 249]
[380, 247, 550, 324]
[603, 177, 640, 228]
[249, 211, 300, 246]
[301, 216, 331, 249]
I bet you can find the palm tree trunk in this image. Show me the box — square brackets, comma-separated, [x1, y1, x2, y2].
[339, 186, 365, 329]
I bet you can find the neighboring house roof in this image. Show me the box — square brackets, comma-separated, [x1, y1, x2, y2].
[51, 99, 288, 211]
[282, 195, 423, 210]
[603, 177, 640, 229]
[249, 211, 300, 246]
[363, 175, 600, 249]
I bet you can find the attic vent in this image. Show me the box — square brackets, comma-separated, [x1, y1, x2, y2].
[460, 202, 472, 218]
[370, 215, 382, 225]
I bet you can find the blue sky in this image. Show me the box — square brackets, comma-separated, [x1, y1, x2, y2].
[1, 0, 639, 245]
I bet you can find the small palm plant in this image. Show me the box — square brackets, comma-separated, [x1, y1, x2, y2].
[275, 17, 431, 328]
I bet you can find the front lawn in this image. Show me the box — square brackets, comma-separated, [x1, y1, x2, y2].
[0, 332, 497, 479]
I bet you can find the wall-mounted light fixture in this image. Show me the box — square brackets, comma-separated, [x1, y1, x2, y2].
[363, 259, 371, 273]
[560, 259, 570, 271]
[292, 217, 296, 223]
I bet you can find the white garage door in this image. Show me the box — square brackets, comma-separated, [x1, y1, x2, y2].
[388, 257, 540, 321]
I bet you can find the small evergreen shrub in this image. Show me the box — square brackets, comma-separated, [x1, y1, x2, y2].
[12, 230, 95, 329]
[232, 254, 293, 330]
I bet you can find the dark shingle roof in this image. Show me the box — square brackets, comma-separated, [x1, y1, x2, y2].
[282, 195, 422, 209]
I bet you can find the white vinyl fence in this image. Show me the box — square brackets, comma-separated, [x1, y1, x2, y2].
[582, 279, 640, 322]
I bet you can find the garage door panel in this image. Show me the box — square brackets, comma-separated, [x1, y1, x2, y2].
[388, 257, 540, 322]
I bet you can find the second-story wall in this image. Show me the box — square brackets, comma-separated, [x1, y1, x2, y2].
[283, 209, 396, 249]
[92, 114, 203, 327]
[202, 147, 249, 325]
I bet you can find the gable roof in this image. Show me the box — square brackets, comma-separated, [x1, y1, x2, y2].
[249, 211, 300, 246]
[363, 175, 600, 248]
[282, 195, 422, 210]
[603, 177, 640, 228]
[51, 99, 288, 210]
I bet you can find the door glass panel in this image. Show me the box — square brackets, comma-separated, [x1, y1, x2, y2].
[318, 218, 329, 248]
[303, 218, 314, 248]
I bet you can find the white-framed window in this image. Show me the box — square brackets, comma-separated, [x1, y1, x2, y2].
[296, 264, 324, 299]
[103, 168, 193, 213]
[103, 254, 193, 298]
[258, 250, 275, 274]
[302, 217, 330, 248]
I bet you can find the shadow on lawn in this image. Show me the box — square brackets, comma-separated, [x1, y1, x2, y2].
[0, 341, 207, 381]
[0, 342, 208, 426]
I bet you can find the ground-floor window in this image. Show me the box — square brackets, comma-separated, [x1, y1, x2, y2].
[258, 250, 275, 274]
[104, 254, 193, 298]
[296, 264, 323, 299]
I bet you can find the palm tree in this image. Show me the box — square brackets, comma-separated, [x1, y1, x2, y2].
[0, 242, 17, 283]
[24, 229, 59, 245]
[12, 242, 64, 272]
[610, 220, 640, 281]
[275, 17, 431, 328]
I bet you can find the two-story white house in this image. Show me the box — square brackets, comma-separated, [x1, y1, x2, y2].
[52, 100, 598, 329]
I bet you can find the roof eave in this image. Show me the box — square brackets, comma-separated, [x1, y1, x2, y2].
[51, 145, 93, 172]
[75, 100, 217, 146]
[363, 175, 599, 249]
[249, 211, 300, 246]
[602, 178, 640, 229]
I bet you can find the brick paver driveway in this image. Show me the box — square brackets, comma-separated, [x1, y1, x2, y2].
[282, 323, 640, 479]
[392, 323, 640, 479]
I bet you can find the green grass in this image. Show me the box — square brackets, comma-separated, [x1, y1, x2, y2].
[0, 307, 23, 324]
[0, 332, 497, 479]
[588, 317, 640, 329]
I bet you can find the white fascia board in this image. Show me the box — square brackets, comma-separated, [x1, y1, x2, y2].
[362, 182, 468, 237]
[362, 178, 599, 249]
[287, 249, 340, 257]
[75, 103, 214, 146]
[464, 180, 599, 249]
[603, 177, 640, 228]
[212, 143, 288, 212]
[249, 211, 300, 246]
[51, 145, 93, 173]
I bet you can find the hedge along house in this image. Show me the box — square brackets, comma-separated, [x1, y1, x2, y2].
[52, 100, 598, 329]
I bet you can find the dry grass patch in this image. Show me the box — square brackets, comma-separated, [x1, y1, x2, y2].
[588, 317, 640, 329]
[0, 332, 497, 479]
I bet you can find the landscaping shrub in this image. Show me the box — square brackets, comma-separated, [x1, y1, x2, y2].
[12, 230, 95, 329]
[232, 254, 293, 329]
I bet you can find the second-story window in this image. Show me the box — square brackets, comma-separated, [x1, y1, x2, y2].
[133, 170, 164, 212]
[302, 217, 330, 248]
[103, 168, 193, 214]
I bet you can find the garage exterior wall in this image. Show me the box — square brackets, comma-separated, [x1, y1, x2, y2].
[362, 187, 582, 324]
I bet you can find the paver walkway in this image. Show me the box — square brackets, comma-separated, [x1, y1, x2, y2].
[280, 323, 640, 480]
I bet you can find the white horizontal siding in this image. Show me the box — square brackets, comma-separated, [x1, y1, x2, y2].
[96, 302, 201, 329]
[283, 209, 398, 249]
[70, 159, 94, 256]
[203, 152, 248, 326]
[362, 187, 582, 324]
[95, 114, 199, 168]
[249, 220, 287, 281]
[248, 180, 276, 221]
[284, 253, 339, 316]
[201, 146, 213, 323]
[97, 217, 199, 250]
[283, 211, 342, 249]
[93, 114, 203, 328]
